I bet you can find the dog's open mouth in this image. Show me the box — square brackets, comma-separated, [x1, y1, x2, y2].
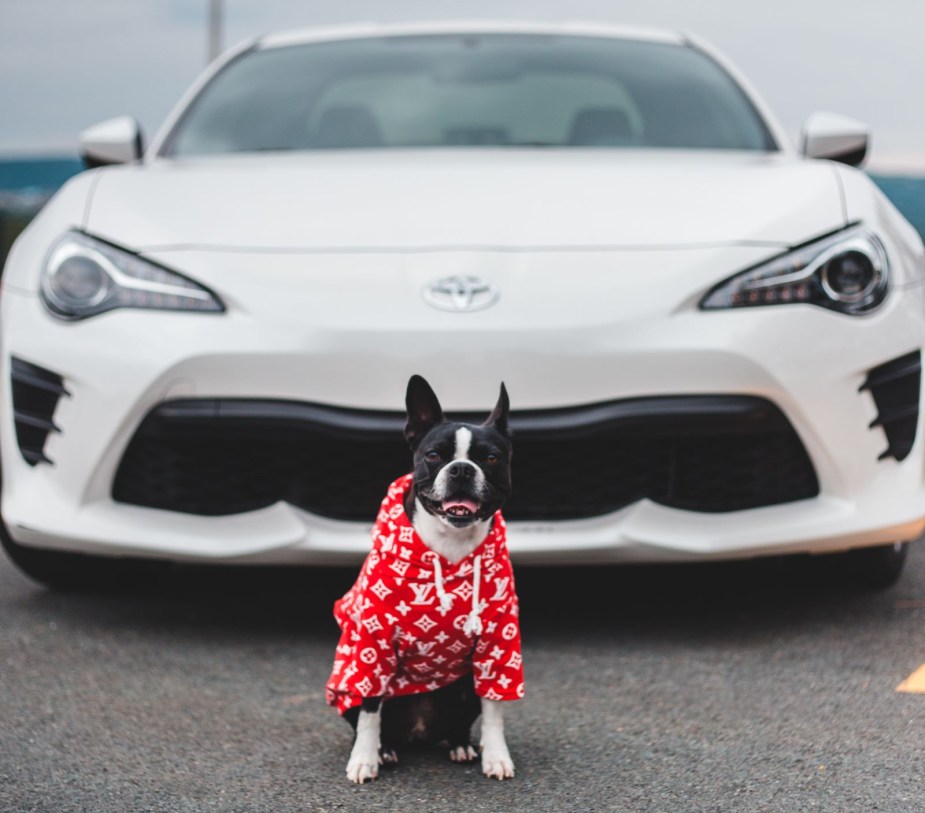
[440, 499, 479, 524]
[442, 499, 479, 520]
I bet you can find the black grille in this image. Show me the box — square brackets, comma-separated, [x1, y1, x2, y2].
[10, 357, 69, 466]
[860, 350, 921, 462]
[112, 395, 819, 521]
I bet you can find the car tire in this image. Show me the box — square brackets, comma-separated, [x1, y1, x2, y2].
[842, 541, 910, 590]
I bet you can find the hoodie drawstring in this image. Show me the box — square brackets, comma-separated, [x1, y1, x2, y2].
[431, 555, 454, 613]
[430, 553, 484, 636]
[463, 556, 483, 637]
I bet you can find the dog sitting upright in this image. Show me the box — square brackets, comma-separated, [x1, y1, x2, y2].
[325, 374, 523, 783]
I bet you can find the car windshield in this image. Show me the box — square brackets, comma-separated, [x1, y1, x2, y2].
[162, 33, 776, 156]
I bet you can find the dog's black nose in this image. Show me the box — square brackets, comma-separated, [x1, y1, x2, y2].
[447, 462, 475, 480]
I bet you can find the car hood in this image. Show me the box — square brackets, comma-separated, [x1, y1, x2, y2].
[85, 150, 845, 252]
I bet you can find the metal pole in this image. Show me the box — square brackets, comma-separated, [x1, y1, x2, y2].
[208, 0, 224, 63]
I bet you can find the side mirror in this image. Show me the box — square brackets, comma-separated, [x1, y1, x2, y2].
[79, 116, 144, 169]
[800, 111, 869, 167]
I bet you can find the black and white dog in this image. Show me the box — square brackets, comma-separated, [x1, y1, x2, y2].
[326, 375, 522, 783]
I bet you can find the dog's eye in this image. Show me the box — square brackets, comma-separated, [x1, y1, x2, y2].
[424, 450, 441, 463]
[486, 453, 500, 465]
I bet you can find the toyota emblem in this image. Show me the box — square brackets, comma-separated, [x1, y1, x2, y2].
[423, 275, 499, 313]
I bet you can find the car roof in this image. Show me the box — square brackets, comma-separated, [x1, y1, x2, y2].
[258, 20, 687, 50]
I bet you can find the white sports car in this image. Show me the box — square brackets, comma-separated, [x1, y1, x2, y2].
[2, 21, 924, 588]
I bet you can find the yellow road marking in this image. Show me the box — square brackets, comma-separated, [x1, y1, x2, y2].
[896, 663, 925, 693]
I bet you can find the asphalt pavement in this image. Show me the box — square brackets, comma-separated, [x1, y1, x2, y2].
[1, 543, 924, 812]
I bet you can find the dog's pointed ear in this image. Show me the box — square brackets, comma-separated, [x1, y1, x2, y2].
[483, 382, 510, 438]
[405, 375, 445, 449]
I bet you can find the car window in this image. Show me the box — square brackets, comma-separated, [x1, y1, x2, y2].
[162, 34, 776, 155]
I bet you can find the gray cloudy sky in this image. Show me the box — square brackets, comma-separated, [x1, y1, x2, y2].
[2, 0, 923, 171]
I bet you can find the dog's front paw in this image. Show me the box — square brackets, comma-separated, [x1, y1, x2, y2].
[346, 752, 380, 784]
[346, 737, 381, 784]
[482, 746, 515, 780]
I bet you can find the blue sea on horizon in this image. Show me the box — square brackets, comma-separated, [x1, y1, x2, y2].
[1, 154, 924, 242]
[0, 156, 83, 195]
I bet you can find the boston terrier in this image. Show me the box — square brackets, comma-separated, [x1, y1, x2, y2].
[325, 374, 523, 783]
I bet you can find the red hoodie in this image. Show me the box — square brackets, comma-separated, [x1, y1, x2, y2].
[326, 474, 524, 715]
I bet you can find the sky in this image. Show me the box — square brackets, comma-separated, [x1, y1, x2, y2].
[1, 0, 923, 173]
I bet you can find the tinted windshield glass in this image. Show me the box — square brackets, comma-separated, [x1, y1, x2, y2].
[163, 34, 776, 155]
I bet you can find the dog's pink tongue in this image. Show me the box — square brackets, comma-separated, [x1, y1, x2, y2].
[443, 499, 479, 514]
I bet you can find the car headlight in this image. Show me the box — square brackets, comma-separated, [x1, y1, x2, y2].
[41, 231, 224, 320]
[700, 226, 889, 315]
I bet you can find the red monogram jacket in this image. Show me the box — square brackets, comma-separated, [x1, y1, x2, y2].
[326, 474, 525, 715]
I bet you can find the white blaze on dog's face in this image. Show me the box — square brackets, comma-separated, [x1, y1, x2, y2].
[404, 376, 512, 532]
[429, 428, 487, 519]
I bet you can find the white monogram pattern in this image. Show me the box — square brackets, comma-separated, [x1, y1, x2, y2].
[369, 580, 392, 601]
[414, 614, 438, 633]
[410, 583, 436, 605]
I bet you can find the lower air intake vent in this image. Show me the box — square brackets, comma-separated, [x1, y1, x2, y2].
[860, 350, 921, 461]
[112, 395, 819, 520]
[10, 357, 69, 466]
